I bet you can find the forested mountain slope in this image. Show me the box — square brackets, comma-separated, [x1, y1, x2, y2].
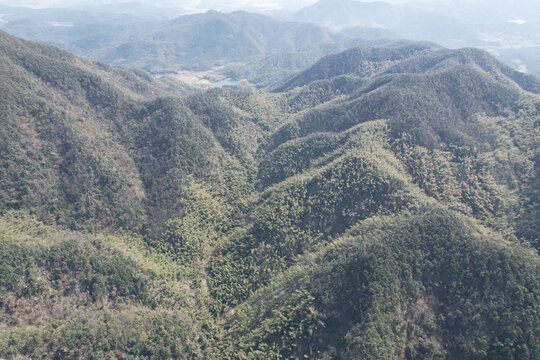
[0, 31, 539, 359]
[224, 207, 539, 359]
[0, 29, 276, 234]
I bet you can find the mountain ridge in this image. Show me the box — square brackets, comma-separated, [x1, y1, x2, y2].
[0, 30, 538, 359]
[275, 43, 540, 94]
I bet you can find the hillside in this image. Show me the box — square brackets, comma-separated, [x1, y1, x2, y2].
[224, 207, 539, 359]
[0, 31, 539, 359]
[0, 29, 270, 234]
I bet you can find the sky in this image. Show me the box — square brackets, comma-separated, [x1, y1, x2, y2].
[0, 0, 536, 17]
[0, 0, 463, 11]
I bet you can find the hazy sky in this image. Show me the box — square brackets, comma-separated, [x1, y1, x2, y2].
[0, 0, 468, 11]
[0, 0, 537, 15]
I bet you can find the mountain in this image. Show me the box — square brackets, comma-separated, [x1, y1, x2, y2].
[0, 29, 259, 234]
[289, 0, 540, 77]
[0, 30, 539, 359]
[289, 0, 477, 47]
[212, 40, 540, 359]
[89, 10, 342, 71]
[0, 8, 395, 86]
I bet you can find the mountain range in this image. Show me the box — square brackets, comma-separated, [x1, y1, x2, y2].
[2, 1, 539, 84]
[0, 27, 539, 359]
[0, 7, 391, 86]
[287, 0, 540, 76]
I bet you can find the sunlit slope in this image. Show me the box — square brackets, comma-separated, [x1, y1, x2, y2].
[224, 207, 540, 359]
[208, 44, 539, 312]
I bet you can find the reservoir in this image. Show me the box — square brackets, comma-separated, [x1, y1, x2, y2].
[212, 79, 237, 88]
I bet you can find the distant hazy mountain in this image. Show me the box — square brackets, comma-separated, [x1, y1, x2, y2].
[1, 9, 158, 53]
[0, 7, 396, 85]
[289, 0, 477, 47]
[89, 10, 342, 71]
[339, 25, 396, 39]
[289, 0, 540, 77]
[3, 2, 539, 80]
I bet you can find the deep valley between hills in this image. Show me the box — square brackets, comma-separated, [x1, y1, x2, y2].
[0, 25, 539, 359]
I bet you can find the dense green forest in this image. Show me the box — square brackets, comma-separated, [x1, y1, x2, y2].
[0, 30, 539, 359]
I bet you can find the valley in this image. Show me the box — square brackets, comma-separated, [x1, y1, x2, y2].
[163, 66, 236, 88]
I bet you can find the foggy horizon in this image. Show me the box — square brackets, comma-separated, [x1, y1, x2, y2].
[1, 0, 536, 13]
[1, 0, 539, 75]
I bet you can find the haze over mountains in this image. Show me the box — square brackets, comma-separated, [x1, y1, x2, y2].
[0, 4, 396, 86]
[1, 0, 539, 79]
[0, 1, 539, 359]
[287, 0, 540, 76]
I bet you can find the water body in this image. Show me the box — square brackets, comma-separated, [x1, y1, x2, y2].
[51, 22, 74, 27]
[212, 79, 237, 88]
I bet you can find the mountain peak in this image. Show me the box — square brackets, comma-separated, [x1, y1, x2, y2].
[275, 43, 540, 93]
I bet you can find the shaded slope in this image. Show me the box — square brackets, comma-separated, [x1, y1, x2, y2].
[0, 30, 277, 233]
[0, 29, 163, 230]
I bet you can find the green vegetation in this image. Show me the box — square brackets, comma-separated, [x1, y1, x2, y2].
[0, 31, 539, 359]
[225, 207, 539, 359]
[0, 211, 209, 359]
